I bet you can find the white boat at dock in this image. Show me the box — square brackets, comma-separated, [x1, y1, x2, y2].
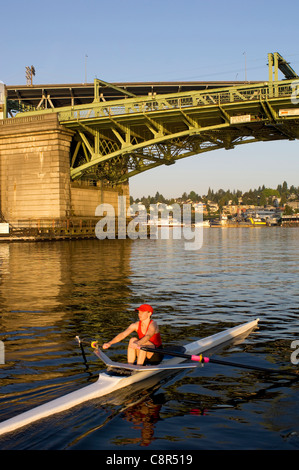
[147, 217, 185, 227]
[194, 220, 210, 227]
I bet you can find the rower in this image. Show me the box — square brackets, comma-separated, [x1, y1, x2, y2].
[102, 304, 162, 365]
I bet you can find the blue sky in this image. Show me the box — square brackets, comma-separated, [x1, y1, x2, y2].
[2, 0, 299, 198]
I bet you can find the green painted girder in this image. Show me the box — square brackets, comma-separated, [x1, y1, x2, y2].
[61, 79, 299, 183]
[268, 52, 299, 81]
[15, 76, 299, 185]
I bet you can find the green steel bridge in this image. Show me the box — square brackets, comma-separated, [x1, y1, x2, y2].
[6, 52, 299, 185]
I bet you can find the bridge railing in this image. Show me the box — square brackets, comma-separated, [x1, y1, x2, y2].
[58, 80, 295, 123]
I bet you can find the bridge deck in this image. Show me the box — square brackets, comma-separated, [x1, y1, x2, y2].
[7, 80, 257, 109]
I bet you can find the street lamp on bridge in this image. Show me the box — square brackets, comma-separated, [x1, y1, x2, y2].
[25, 66, 36, 86]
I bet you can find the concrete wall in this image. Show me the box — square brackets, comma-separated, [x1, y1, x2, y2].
[0, 113, 130, 224]
[0, 114, 73, 221]
[70, 182, 130, 217]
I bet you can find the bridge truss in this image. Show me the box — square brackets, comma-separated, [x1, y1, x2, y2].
[14, 53, 299, 185]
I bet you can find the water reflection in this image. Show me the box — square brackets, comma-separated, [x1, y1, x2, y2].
[118, 393, 164, 447]
[0, 227, 298, 450]
[0, 239, 133, 331]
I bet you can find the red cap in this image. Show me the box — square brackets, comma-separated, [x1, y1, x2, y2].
[135, 304, 153, 313]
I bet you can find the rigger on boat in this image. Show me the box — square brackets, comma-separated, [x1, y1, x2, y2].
[0, 319, 260, 436]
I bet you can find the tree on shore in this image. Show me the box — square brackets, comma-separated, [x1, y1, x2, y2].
[131, 181, 299, 207]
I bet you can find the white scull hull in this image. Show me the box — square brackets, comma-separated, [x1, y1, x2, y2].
[0, 318, 259, 436]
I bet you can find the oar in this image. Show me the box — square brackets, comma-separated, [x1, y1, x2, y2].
[141, 346, 298, 378]
[75, 336, 87, 363]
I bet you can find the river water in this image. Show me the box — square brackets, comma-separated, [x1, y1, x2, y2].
[0, 227, 298, 451]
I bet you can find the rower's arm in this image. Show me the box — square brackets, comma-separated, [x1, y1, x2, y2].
[103, 323, 137, 348]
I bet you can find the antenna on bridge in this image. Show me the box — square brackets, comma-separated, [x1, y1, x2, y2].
[243, 52, 247, 81]
[85, 55, 88, 84]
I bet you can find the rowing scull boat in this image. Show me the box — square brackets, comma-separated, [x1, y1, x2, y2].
[0, 318, 259, 436]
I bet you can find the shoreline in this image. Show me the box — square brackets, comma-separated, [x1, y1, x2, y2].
[0, 221, 298, 243]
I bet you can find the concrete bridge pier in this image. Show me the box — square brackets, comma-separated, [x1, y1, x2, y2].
[0, 114, 129, 233]
[0, 114, 74, 222]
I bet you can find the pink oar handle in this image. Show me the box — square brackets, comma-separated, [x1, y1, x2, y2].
[191, 355, 210, 363]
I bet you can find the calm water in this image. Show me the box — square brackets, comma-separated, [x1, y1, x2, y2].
[0, 227, 298, 451]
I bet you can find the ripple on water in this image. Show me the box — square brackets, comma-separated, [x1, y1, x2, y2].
[0, 230, 298, 449]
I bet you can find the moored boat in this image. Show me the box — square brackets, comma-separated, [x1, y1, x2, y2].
[248, 217, 266, 226]
[194, 220, 210, 227]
